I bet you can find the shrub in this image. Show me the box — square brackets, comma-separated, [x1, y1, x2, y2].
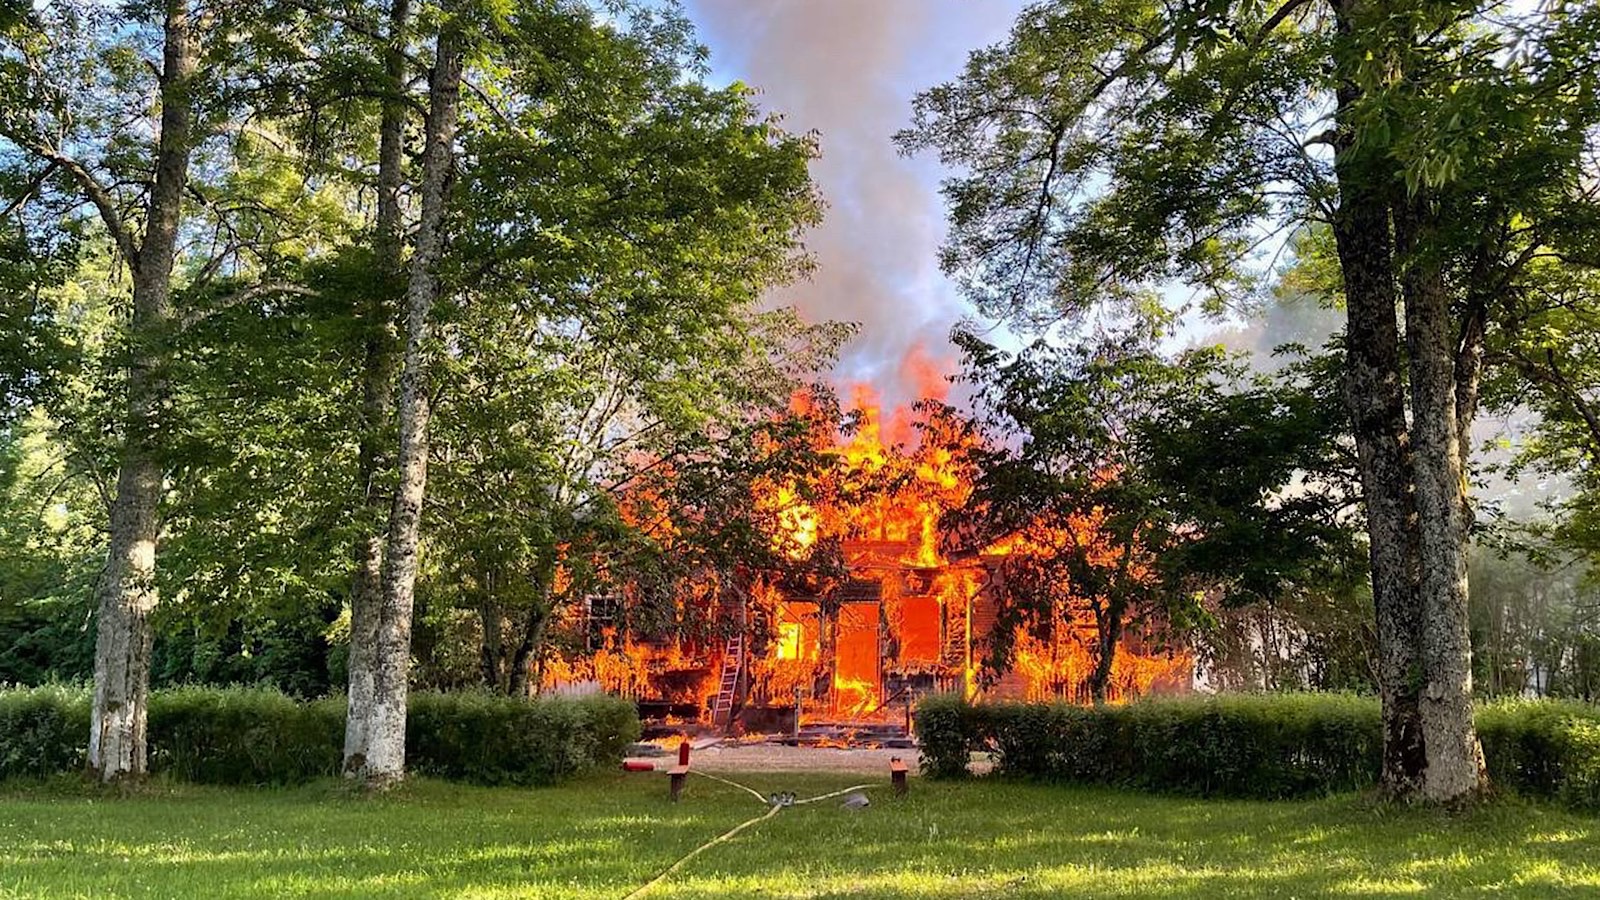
[1100, 693, 1382, 797]
[0, 685, 639, 787]
[915, 693, 979, 779]
[406, 690, 640, 786]
[1477, 699, 1600, 812]
[0, 684, 90, 779]
[916, 692, 1382, 797]
[148, 686, 344, 784]
[917, 692, 1600, 806]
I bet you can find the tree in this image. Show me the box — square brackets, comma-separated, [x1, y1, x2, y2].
[340, 0, 414, 783]
[1, 0, 316, 778]
[426, 304, 846, 695]
[947, 329, 1357, 702]
[0, 2, 843, 772]
[1463, 548, 1600, 700]
[340, 0, 463, 785]
[900, 0, 1600, 801]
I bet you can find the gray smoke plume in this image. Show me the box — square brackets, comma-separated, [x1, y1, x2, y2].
[686, 0, 1023, 405]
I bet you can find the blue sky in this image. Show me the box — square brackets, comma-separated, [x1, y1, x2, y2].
[682, 1, 1030, 403]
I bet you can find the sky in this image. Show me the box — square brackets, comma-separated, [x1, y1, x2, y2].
[682, 0, 1030, 405]
[676, 2, 1559, 515]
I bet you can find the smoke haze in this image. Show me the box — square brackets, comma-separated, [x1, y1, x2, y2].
[685, 0, 1025, 405]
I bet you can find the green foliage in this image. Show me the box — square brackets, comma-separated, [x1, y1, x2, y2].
[918, 693, 1381, 798]
[0, 686, 639, 786]
[909, 693, 981, 780]
[0, 409, 101, 686]
[422, 3, 845, 692]
[1483, 259, 1600, 585]
[147, 687, 345, 786]
[150, 601, 345, 699]
[947, 331, 1362, 699]
[1468, 548, 1600, 701]
[1, 0, 847, 706]
[900, 0, 1600, 328]
[918, 693, 1600, 808]
[406, 691, 640, 786]
[0, 684, 89, 779]
[1477, 699, 1600, 811]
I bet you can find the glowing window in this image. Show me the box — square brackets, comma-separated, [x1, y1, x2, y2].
[776, 622, 803, 660]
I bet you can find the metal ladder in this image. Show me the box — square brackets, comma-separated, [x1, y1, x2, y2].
[942, 623, 965, 667]
[943, 601, 971, 697]
[710, 634, 743, 728]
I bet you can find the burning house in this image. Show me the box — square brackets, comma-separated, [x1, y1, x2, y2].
[542, 386, 1193, 730]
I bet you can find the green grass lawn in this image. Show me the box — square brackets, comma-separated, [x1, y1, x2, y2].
[1, 772, 1597, 898]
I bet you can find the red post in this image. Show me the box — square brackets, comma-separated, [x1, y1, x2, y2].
[678, 739, 691, 768]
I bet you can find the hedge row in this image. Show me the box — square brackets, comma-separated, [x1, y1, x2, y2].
[0, 685, 639, 786]
[917, 692, 1600, 808]
[1478, 699, 1600, 810]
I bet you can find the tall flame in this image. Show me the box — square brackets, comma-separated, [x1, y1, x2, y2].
[541, 349, 1191, 723]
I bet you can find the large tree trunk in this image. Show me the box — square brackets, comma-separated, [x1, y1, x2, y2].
[1088, 539, 1135, 705]
[1088, 594, 1126, 706]
[1396, 201, 1486, 803]
[1333, 188, 1427, 797]
[344, 0, 411, 776]
[347, 21, 463, 785]
[89, 3, 197, 781]
[1329, 0, 1426, 799]
[479, 596, 507, 692]
[508, 602, 550, 698]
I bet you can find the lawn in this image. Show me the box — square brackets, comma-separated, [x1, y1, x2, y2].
[1, 772, 1597, 898]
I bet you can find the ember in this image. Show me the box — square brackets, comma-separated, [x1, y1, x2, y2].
[542, 364, 1193, 728]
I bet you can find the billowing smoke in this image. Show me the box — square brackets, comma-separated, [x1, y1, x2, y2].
[686, 0, 1023, 406]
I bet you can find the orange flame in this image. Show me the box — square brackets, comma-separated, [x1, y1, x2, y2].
[540, 353, 1190, 723]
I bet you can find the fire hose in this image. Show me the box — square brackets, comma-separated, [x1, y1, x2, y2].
[619, 771, 881, 899]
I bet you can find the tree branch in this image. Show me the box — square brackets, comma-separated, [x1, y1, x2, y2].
[13, 139, 140, 266]
[0, 160, 60, 220]
[177, 281, 320, 332]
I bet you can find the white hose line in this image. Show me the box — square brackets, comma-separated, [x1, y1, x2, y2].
[789, 783, 878, 806]
[621, 803, 782, 900]
[689, 769, 770, 804]
[621, 778, 886, 898]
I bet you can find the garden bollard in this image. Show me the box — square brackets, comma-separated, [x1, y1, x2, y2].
[890, 757, 908, 796]
[668, 764, 689, 802]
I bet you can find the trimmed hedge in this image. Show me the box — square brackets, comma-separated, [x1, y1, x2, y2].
[149, 687, 345, 784]
[0, 685, 639, 786]
[0, 684, 91, 779]
[407, 690, 640, 785]
[917, 692, 1600, 808]
[1478, 699, 1600, 811]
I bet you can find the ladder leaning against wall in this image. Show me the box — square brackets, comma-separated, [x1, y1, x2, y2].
[710, 634, 743, 729]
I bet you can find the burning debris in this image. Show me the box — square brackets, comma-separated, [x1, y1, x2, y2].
[541, 376, 1193, 731]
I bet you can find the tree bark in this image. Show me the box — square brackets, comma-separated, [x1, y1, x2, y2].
[344, 0, 411, 776]
[348, 19, 463, 786]
[1088, 593, 1127, 705]
[479, 595, 506, 692]
[1088, 537, 1136, 705]
[1332, 187, 1427, 796]
[479, 581, 552, 696]
[1328, 0, 1429, 798]
[89, 2, 197, 781]
[508, 602, 549, 698]
[1395, 200, 1486, 802]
